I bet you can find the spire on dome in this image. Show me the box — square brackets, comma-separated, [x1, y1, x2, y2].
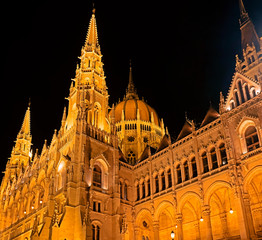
[125, 61, 138, 99]
[84, 8, 100, 54]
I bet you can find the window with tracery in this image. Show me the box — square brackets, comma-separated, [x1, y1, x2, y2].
[93, 165, 102, 188]
[160, 172, 166, 190]
[183, 161, 189, 181]
[155, 175, 159, 193]
[202, 152, 209, 173]
[245, 126, 260, 152]
[191, 157, 198, 178]
[210, 148, 218, 169]
[92, 225, 100, 240]
[176, 164, 182, 184]
[167, 169, 172, 188]
[219, 143, 228, 165]
[127, 151, 136, 165]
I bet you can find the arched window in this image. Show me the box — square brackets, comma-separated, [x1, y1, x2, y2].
[191, 157, 198, 178]
[238, 81, 245, 103]
[160, 172, 166, 190]
[124, 183, 128, 200]
[93, 165, 102, 188]
[141, 181, 145, 199]
[235, 91, 240, 106]
[183, 161, 189, 181]
[167, 169, 172, 188]
[245, 85, 251, 100]
[210, 148, 218, 169]
[219, 143, 228, 165]
[120, 182, 123, 199]
[176, 165, 182, 184]
[202, 152, 209, 173]
[146, 179, 151, 196]
[136, 184, 140, 201]
[245, 126, 260, 152]
[155, 175, 159, 193]
[92, 225, 100, 240]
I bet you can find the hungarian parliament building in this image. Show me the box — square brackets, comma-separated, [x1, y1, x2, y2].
[0, 1, 262, 239]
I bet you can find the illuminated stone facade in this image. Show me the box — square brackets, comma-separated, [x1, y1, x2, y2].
[1, 2, 262, 239]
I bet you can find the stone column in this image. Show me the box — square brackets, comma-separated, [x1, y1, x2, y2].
[194, 222, 201, 240]
[176, 214, 183, 240]
[202, 205, 213, 240]
[220, 213, 229, 239]
[153, 221, 160, 240]
[134, 226, 140, 240]
[242, 194, 256, 238]
[233, 193, 250, 239]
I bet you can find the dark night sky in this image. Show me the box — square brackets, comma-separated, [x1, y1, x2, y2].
[1, 0, 262, 177]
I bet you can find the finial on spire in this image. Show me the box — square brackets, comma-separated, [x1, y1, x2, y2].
[28, 98, 31, 108]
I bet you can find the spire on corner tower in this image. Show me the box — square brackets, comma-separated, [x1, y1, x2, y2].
[238, 0, 261, 51]
[84, 7, 100, 54]
[19, 103, 31, 136]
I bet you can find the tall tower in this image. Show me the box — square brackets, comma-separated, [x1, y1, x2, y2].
[236, 0, 262, 82]
[64, 8, 109, 132]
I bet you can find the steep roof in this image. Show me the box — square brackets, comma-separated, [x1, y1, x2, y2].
[200, 105, 220, 127]
[176, 119, 193, 141]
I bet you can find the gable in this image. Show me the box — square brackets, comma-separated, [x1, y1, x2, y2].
[225, 71, 260, 110]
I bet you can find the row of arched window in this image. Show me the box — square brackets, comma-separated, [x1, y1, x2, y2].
[135, 143, 229, 201]
[125, 123, 137, 130]
[176, 144, 227, 184]
[230, 81, 257, 109]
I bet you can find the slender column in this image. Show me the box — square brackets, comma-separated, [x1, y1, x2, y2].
[153, 221, 160, 240]
[202, 205, 213, 240]
[176, 214, 183, 240]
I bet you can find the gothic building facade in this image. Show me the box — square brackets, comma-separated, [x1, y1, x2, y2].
[0, 1, 262, 239]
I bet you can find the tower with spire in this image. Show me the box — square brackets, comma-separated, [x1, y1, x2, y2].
[236, 0, 262, 83]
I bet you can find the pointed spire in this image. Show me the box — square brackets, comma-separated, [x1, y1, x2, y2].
[19, 102, 31, 136]
[125, 60, 138, 99]
[238, 0, 260, 51]
[239, 0, 249, 26]
[84, 8, 100, 54]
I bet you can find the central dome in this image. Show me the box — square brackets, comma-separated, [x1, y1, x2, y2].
[114, 98, 160, 126]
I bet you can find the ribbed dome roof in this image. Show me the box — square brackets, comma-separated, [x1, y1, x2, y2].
[111, 62, 161, 126]
[114, 98, 160, 126]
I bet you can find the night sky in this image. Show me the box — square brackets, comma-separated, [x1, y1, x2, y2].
[1, 0, 262, 178]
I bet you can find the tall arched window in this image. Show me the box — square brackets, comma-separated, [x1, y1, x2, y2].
[219, 143, 228, 165]
[167, 169, 172, 188]
[124, 183, 128, 200]
[183, 161, 189, 181]
[245, 126, 260, 152]
[235, 91, 240, 106]
[146, 179, 151, 196]
[120, 182, 123, 199]
[191, 157, 198, 178]
[93, 165, 102, 188]
[176, 165, 182, 184]
[245, 85, 251, 100]
[210, 148, 218, 169]
[141, 181, 145, 199]
[92, 225, 100, 240]
[136, 184, 140, 201]
[238, 81, 245, 103]
[155, 175, 159, 193]
[160, 172, 166, 190]
[202, 152, 209, 173]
